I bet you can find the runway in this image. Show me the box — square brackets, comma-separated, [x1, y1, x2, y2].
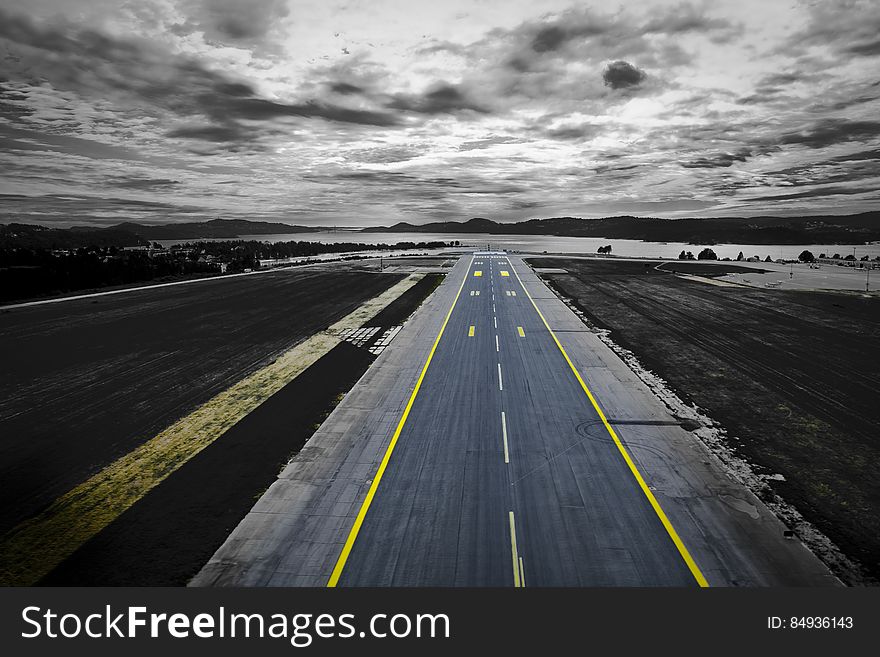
[193, 252, 838, 588]
[331, 253, 701, 586]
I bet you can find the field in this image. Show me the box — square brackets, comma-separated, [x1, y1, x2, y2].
[530, 257, 880, 582]
[655, 262, 770, 275]
[35, 271, 442, 585]
[0, 268, 403, 536]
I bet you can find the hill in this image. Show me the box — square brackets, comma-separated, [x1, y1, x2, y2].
[362, 212, 880, 245]
[0, 219, 314, 249]
[0, 223, 147, 249]
[110, 218, 315, 240]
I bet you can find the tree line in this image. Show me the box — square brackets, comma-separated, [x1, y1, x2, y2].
[0, 239, 451, 303]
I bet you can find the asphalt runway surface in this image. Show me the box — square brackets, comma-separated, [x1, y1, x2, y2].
[334, 255, 700, 586]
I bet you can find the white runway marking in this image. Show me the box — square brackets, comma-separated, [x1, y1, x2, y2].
[501, 411, 509, 463]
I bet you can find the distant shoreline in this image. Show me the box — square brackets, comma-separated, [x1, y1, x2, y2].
[358, 212, 880, 246]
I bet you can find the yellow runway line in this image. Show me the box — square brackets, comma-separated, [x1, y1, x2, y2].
[327, 258, 473, 586]
[509, 511, 522, 587]
[517, 326, 525, 337]
[468, 325, 475, 337]
[508, 259, 709, 588]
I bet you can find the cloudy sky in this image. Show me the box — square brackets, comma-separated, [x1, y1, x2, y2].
[1, 0, 878, 227]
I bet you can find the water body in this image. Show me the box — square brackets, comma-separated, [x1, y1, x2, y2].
[157, 231, 880, 262]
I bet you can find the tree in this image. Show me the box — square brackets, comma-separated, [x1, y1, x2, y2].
[597, 244, 612, 254]
[764, 255, 773, 262]
[819, 253, 826, 259]
[798, 250, 815, 262]
[697, 248, 718, 260]
[736, 251, 744, 261]
[832, 253, 841, 260]
[678, 250, 687, 260]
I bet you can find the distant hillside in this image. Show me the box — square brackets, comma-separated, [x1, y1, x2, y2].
[362, 212, 880, 245]
[111, 218, 314, 240]
[0, 223, 147, 249]
[0, 219, 314, 249]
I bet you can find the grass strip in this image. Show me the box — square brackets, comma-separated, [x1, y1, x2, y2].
[0, 273, 422, 586]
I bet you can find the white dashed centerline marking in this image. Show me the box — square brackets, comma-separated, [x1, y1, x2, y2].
[497, 363, 503, 391]
[501, 411, 509, 463]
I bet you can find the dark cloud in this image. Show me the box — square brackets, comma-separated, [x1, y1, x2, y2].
[524, 3, 737, 56]
[681, 148, 754, 169]
[830, 147, 880, 162]
[323, 169, 526, 198]
[0, 10, 144, 66]
[525, 15, 613, 54]
[817, 94, 880, 112]
[531, 26, 569, 53]
[783, 1, 880, 61]
[329, 82, 364, 95]
[759, 150, 880, 188]
[174, 0, 289, 49]
[0, 192, 211, 225]
[846, 38, 880, 56]
[594, 163, 639, 174]
[167, 124, 252, 143]
[735, 89, 792, 106]
[195, 94, 399, 126]
[602, 60, 646, 89]
[0, 84, 33, 122]
[387, 84, 487, 114]
[778, 118, 880, 149]
[736, 70, 830, 106]
[0, 122, 147, 161]
[544, 125, 599, 141]
[0, 9, 400, 153]
[758, 72, 803, 87]
[641, 3, 739, 39]
[756, 185, 879, 202]
[109, 177, 181, 191]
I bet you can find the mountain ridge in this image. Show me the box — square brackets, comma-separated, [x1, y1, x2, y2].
[0, 218, 317, 248]
[360, 212, 880, 245]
